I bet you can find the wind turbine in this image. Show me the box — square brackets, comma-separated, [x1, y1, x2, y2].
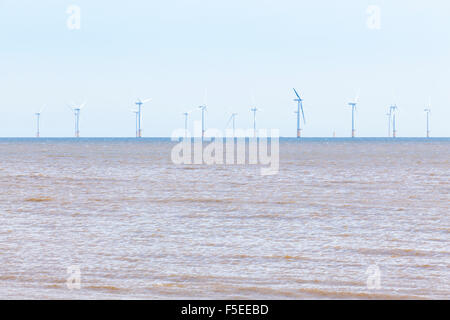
[226, 113, 238, 137]
[68, 102, 86, 138]
[389, 104, 398, 138]
[198, 89, 208, 140]
[386, 112, 392, 137]
[250, 107, 258, 137]
[198, 105, 207, 140]
[134, 98, 151, 138]
[348, 90, 360, 138]
[424, 99, 431, 138]
[293, 88, 306, 138]
[249, 92, 260, 137]
[182, 109, 195, 138]
[35, 105, 45, 138]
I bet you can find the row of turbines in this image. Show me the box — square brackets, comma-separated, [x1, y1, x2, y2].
[33, 89, 433, 138]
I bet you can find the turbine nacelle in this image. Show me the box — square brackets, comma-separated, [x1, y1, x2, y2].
[68, 102, 86, 113]
[135, 98, 151, 105]
[390, 105, 398, 113]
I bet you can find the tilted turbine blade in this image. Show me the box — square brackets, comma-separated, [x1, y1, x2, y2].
[226, 115, 233, 127]
[39, 104, 46, 114]
[293, 88, 301, 100]
[300, 102, 306, 124]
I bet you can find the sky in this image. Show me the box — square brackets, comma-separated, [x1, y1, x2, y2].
[0, 0, 449, 137]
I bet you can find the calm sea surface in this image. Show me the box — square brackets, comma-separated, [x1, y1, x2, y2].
[0, 138, 448, 299]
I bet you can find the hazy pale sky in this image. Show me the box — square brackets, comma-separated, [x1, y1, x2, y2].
[0, 0, 449, 137]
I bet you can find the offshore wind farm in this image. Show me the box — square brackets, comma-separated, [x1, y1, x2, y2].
[24, 90, 438, 139]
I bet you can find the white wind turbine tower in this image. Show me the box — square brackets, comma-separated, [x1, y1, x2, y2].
[386, 112, 392, 137]
[250, 92, 260, 137]
[182, 109, 195, 138]
[131, 108, 139, 137]
[389, 104, 398, 138]
[250, 107, 259, 138]
[347, 90, 360, 138]
[387, 93, 399, 138]
[293, 88, 306, 138]
[226, 113, 238, 137]
[198, 89, 208, 140]
[424, 97, 431, 138]
[68, 102, 86, 138]
[35, 105, 45, 138]
[134, 98, 151, 138]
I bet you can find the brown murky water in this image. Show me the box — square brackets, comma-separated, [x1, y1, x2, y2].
[0, 138, 448, 299]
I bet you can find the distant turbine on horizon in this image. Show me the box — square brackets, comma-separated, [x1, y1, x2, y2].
[389, 104, 398, 138]
[134, 98, 151, 138]
[131, 109, 139, 137]
[251, 107, 258, 137]
[226, 112, 238, 137]
[198, 89, 208, 140]
[35, 105, 45, 138]
[198, 105, 207, 140]
[293, 88, 306, 138]
[68, 102, 86, 138]
[424, 98, 431, 138]
[183, 109, 195, 138]
[348, 90, 360, 138]
[249, 92, 260, 137]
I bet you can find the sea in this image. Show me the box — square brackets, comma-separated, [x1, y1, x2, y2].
[0, 138, 448, 299]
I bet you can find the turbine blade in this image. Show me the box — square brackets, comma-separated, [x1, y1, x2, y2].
[142, 98, 152, 103]
[226, 115, 233, 127]
[300, 102, 306, 124]
[293, 88, 301, 99]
